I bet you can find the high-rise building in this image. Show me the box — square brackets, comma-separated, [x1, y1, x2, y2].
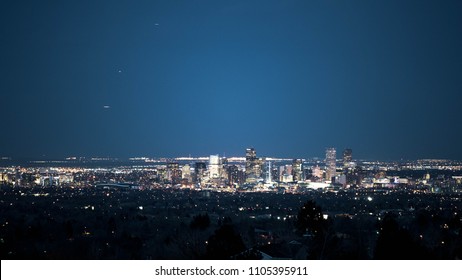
[157, 167, 167, 182]
[279, 164, 293, 182]
[343, 148, 352, 169]
[227, 165, 245, 186]
[167, 162, 181, 184]
[255, 157, 264, 179]
[312, 165, 323, 180]
[245, 148, 257, 182]
[244, 147, 265, 182]
[209, 155, 221, 179]
[182, 164, 191, 182]
[342, 148, 358, 186]
[271, 166, 279, 182]
[292, 159, 303, 182]
[279, 165, 286, 181]
[303, 167, 312, 181]
[265, 160, 273, 183]
[194, 162, 207, 183]
[325, 148, 336, 181]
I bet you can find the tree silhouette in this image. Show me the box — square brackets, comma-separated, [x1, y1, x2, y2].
[375, 213, 429, 259]
[296, 200, 326, 236]
[296, 200, 333, 259]
[205, 224, 245, 259]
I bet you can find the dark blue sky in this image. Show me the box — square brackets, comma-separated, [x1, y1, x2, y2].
[1, 0, 461, 160]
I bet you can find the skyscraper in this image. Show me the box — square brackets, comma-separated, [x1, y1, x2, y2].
[255, 157, 264, 179]
[245, 148, 257, 182]
[209, 155, 221, 179]
[343, 148, 352, 169]
[292, 159, 303, 182]
[194, 162, 207, 183]
[182, 164, 191, 182]
[167, 162, 181, 184]
[227, 165, 245, 186]
[325, 148, 336, 181]
[312, 165, 323, 180]
[265, 160, 273, 183]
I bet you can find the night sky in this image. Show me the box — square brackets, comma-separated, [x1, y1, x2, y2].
[1, 0, 461, 160]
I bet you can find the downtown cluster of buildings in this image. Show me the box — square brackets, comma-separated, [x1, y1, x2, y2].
[153, 148, 357, 188]
[160, 147, 369, 191]
[1, 148, 461, 193]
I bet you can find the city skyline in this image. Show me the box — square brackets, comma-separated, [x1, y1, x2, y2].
[1, 0, 461, 160]
[3, 146, 461, 191]
[2, 142, 461, 261]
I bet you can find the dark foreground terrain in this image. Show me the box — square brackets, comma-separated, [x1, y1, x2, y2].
[1, 186, 461, 259]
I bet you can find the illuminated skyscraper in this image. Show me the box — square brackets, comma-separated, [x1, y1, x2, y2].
[194, 162, 207, 183]
[292, 159, 303, 182]
[255, 158, 264, 178]
[227, 165, 245, 185]
[245, 148, 257, 182]
[209, 155, 221, 179]
[167, 162, 181, 184]
[265, 160, 272, 183]
[182, 164, 191, 182]
[343, 148, 352, 169]
[325, 148, 336, 181]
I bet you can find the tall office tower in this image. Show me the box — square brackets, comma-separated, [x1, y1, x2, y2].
[255, 157, 265, 178]
[285, 165, 293, 177]
[172, 169, 182, 185]
[303, 167, 312, 181]
[182, 164, 191, 182]
[292, 159, 303, 182]
[227, 165, 237, 185]
[209, 155, 221, 179]
[279, 165, 285, 181]
[265, 160, 272, 183]
[227, 165, 244, 185]
[194, 162, 207, 183]
[167, 162, 181, 184]
[157, 167, 167, 182]
[271, 166, 279, 182]
[343, 148, 352, 169]
[245, 148, 257, 181]
[325, 148, 336, 181]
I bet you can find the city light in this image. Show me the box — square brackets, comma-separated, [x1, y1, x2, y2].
[1, 148, 462, 260]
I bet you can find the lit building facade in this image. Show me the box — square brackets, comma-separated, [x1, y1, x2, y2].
[182, 164, 191, 182]
[343, 148, 352, 170]
[194, 162, 206, 183]
[167, 162, 181, 184]
[245, 148, 257, 182]
[292, 159, 303, 182]
[208, 155, 221, 179]
[325, 148, 336, 181]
